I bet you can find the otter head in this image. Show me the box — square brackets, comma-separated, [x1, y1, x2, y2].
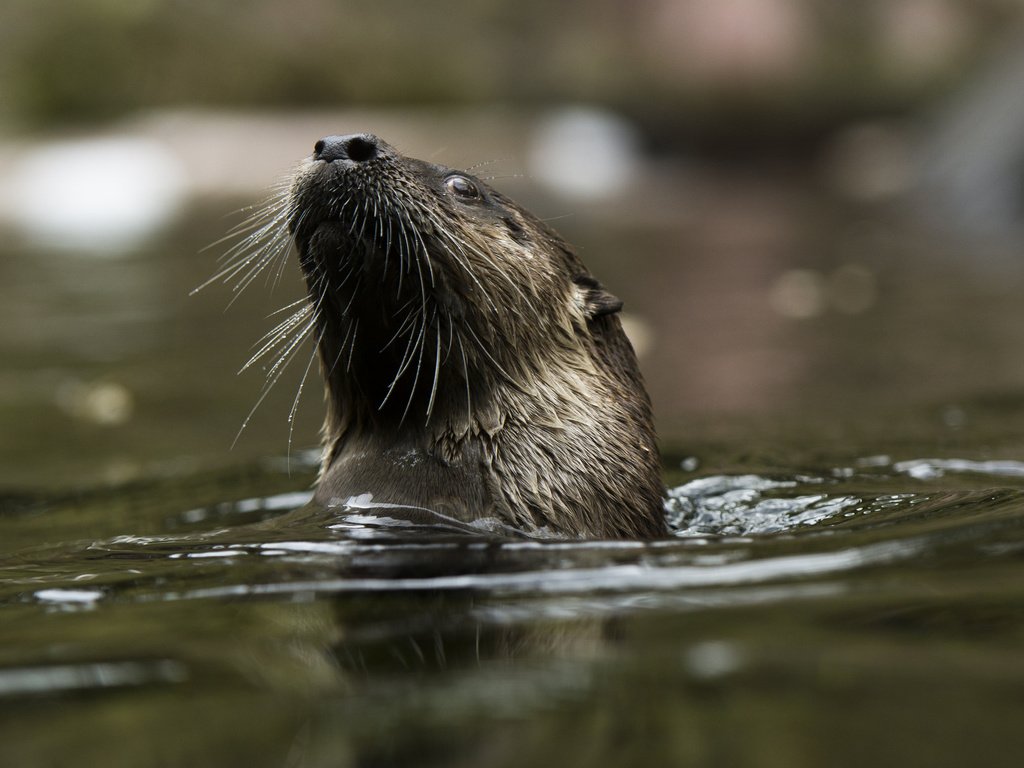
[287, 133, 665, 538]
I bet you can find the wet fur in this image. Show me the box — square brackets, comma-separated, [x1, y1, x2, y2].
[277, 137, 664, 538]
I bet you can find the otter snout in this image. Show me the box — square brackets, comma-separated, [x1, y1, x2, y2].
[313, 133, 382, 164]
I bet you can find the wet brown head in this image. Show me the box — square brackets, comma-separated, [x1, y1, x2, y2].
[288, 133, 665, 539]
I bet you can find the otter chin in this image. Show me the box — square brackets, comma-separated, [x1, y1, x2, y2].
[286, 133, 665, 539]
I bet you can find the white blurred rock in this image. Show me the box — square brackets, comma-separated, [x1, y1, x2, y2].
[2, 137, 186, 254]
[527, 107, 641, 201]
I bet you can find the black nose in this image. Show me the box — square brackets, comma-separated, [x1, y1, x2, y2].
[313, 134, 380, 163]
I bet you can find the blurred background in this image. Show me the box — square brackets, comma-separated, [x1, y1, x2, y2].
[2, 0, 1024, 490]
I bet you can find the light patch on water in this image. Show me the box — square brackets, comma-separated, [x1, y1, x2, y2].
[258, 541, 360, 556]
[857, 455, 893, 467]
[680, 456, 701, 472]
[0, 661, 188, 697]
[34, 588, 104, 607]
[182, 490, 313, 524]
[848, 455, 1024, 481]
[942, 406, 968, 429]
[684, 641, 745, 680]
[184, 549, 248, 559]
[894, 458, 1024, 480]
[182, 507, 208, 523]
[167, 547, 247, 560]
[265, 491, 314, 508]
[234, 491, 313, 513]
[54, 380, 134, 426]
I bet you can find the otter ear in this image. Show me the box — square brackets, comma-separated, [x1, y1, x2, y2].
[573, 275, 623, 319]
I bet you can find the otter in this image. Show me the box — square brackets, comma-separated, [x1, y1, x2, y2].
[285, 133, 665, 539]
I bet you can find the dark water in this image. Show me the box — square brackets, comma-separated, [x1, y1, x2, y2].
[3, 171, 1024, 766]
[3, 454, 1024, 767]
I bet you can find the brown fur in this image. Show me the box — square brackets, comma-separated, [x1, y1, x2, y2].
[287, 134, 666, 539]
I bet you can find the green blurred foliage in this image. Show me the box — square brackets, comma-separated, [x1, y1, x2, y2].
[0, 0, 1020, 139]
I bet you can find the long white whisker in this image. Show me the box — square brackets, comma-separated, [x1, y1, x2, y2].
[286, 324, 326, 472]
[425, 313, 442, 424]
[232, 314, 316, 449]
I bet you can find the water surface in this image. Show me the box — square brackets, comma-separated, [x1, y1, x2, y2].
[2, 445, 1024, 767]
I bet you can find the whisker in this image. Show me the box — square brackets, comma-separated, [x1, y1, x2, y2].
[232, 313, 316, 449]
[399, 307, 430, 426]
[465, 324, 516, 385]
[463, 157, 510, 173]
[456, 332, 472, 423]
[477, 173, 526, 182]
[379, 305, 423, 409]
[425, 315, 442, 424]
[241, 304, 314, 373]
[286, 324, 326, 472]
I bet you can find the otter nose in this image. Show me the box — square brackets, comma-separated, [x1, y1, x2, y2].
[313, 134, 380, 163]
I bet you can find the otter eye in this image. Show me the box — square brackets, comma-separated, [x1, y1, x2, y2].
[444, 175, 481, 200]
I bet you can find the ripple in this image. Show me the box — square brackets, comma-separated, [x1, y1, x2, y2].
[666, 473, 859, 536]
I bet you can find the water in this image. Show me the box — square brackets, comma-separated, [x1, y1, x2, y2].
[2, 449, 1024, 767]
[3, 164, 1024, 765]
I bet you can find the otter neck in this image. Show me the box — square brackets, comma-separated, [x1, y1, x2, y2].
[311, 288, 500, 441]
